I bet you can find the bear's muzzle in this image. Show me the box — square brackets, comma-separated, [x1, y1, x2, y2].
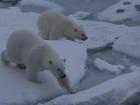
[81, 33, 88, 41]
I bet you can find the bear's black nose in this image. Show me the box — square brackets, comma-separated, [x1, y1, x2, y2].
[57, 68, 66, 79]
[81, 33, 88, 41]
[82, 36, 88, 41]
[60, 74, 66, 79]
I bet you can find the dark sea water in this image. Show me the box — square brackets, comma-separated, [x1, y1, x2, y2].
[79, 48, 140, 90]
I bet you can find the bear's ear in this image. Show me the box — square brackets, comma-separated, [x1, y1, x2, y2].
[49, 60, 53, 64]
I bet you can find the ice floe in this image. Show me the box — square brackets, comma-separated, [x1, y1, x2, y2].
[42, 71, 140, 105]
[113, 27, 140, 59]
[94, 58, 125, 75]
[20, 0, 65, 13]
[97, 0, 140, 23]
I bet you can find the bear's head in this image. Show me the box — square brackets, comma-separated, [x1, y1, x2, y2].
[64, 19, 88, 41]
[42, 47, 75, 94]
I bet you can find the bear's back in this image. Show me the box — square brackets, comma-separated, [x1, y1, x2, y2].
[38, 10, 65, 26]
[7, 29, 42, 63]
[37, 10, 67, 39]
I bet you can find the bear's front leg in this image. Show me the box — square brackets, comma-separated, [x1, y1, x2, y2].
[25, 47, 43, 84]
[26, 67, 42, 84]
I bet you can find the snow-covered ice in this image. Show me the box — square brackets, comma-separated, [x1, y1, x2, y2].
[0, 40, 87, 105]
[1, 7, 129, 52]
[121, 90, 140, 105]
[0, 7, 126, 51]
[50, 0, 118, 15]
[69, 11, 91, 20]
[113, 27, 140, 59]
[78, 20, 128, 50]
[0, 5, 140, 105]
[42, 71, 140, 105]
[97, 0, 140, 23]
[0, 7, 87, 104]
[94, 58, 125, 75]
[0, 7, 38, 30]
[130, 65, 140, 72]
[47, 41, 87, 85]
[20, 0, 65, 13]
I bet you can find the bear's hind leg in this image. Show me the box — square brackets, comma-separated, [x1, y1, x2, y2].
[1, 50, 10, 65]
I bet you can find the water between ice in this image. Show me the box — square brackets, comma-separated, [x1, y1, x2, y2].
[78, 48, 140, 91]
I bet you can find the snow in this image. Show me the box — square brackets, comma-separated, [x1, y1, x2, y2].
[97, 0, 140, 22]
[1, 7, 126, 52]
[44, 72, 140, 105]
[43, 71, 140, 105]
[47, 41, 87, 85]
[0, 7, 38, 30]
[0, 6, 140, 105]
[0, 40, 87, 105]
[77, 20, 128, 50]
[121, 90, 140, 105]
[20, 0, 65, 13]
[1, 7, 129, 52]
[0, 7, 87, 104]
[0, 2, 9, 8]
[94, 58, 125, 75]
[3, 7, 129, 52]
[69, 11, 91, 20]
[113, 27, 140, 59]
[130, 65, 140, 72]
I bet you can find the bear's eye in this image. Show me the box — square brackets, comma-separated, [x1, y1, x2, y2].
[74, 29, 78, 32]
[49, 60, 53, 64]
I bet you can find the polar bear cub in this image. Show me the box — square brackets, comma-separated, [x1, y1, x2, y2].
[1, 29, 74, 94]
[37, 10, 88, 41]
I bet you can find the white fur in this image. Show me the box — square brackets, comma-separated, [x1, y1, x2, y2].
[37, 10, 87, 41]
[1, 29, 74, 94]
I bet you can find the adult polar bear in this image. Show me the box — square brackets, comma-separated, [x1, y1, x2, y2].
[37, 10, 88, 41]
[1, 29, 74, 94]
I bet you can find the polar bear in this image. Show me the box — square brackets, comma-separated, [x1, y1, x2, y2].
[37, 10, 88, 41]
[1, 29, 75, 94]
